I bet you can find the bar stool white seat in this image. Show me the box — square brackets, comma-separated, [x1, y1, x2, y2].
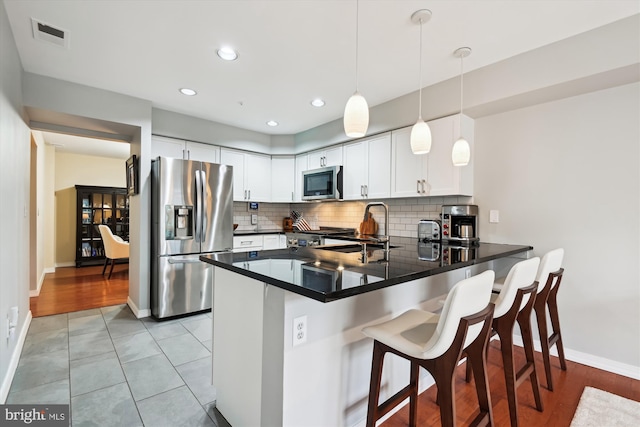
[362, 270, 496, 427]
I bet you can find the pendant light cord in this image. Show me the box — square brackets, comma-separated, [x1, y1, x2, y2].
[418, 19, 423, 119]
[355, 0, 359, 91]
[460, 54, 464, 116]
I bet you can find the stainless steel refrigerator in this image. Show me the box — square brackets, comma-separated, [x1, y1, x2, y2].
[151, 156, 233, 319]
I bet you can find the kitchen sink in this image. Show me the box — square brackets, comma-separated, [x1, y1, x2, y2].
[316, 243, 398, 253]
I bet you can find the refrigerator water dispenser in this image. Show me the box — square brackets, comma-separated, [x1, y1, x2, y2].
[164, 205, 193, 240]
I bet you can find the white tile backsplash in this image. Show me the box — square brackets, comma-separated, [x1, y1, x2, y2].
[232, 196, 473, 236]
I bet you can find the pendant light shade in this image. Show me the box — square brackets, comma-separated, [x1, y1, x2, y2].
[411, 119, 432, 154]
[452, 47, 471, 166]
[344, 91, 369, 137]
[344, 0, 369, 138]
[410, 9, 432, 155]
[452, 137, 471, 166]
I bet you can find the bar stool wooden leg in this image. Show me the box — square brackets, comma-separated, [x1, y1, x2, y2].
[517, 309, 543, 412]
[365, 341, 386, 427]
[534, 269, 565, 391]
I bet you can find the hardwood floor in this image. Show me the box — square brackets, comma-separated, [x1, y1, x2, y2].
[30, 264, 129, 317]
[381, 341, 640, 426]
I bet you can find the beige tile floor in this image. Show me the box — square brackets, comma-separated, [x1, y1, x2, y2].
[7, 305, 231, 427]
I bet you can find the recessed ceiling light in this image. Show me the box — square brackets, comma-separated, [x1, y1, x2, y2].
[217, 47, 238, 61]
[266, 120, 279, 127]
[311, 98, 325, 107]
[179, 88, 197, 96]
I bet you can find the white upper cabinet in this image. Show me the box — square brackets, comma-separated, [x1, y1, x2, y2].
[220, 148, 272, 202]
[271, 156, 295, 203]
[390, 114, 474, 198]
[293, 154, 308, 202]
[151, 136, 220, 163]
[307, 145, 343, 169]
[343, 133, 391, 200]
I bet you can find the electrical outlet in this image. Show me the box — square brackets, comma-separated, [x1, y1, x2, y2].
[251, 214, 258, 225]
[465, 269, 471, 279]
[293, 315, 307, 346]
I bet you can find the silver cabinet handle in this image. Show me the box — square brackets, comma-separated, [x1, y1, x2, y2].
[417, 180, 420, 194]
[248, 189, 251, 200]
[360, 185, 364, 197]
[365, 185, 368, 197]
[421, 179, 427, 194]
[292, 191, 294, 201]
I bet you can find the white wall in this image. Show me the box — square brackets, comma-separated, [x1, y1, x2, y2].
[474, 83, 640, 369]
[0, 1, 31, 403]
[54, 151, 127, 190]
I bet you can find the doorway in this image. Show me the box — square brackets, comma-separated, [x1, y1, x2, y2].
[30, 130, 131, 317]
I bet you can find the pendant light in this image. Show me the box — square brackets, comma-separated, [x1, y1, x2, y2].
[410, 9, 432, 155]
[343, 0, 369, 138]
[452, 47, 472, 166]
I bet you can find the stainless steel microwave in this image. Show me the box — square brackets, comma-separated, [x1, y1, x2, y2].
[302, 166, 343, 201]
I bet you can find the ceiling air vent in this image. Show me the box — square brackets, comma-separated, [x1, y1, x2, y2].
[31, 18, 70, 49]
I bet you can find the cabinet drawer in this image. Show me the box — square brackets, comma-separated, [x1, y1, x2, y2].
[233, 235, 264, 252]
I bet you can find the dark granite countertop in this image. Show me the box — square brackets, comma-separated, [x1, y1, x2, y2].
[200, 237, 532, 303]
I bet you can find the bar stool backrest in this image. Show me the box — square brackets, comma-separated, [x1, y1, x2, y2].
[493, 257, 540, 318]
[535, 248, 564, 294]
[425, 270, 495, 359]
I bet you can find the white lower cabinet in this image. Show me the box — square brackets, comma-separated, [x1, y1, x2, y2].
[391, 114, 474, 198]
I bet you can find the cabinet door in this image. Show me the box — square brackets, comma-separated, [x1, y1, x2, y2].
[343, 140, 367, 200]
[366, 134, 391, 199]
[271, 156, 294, 202]
[425, 115, 474, 196]
[245, 153, 272, 201]
[220, 149, 246, 201]
[307, 150, 325, 169]
[262, 234, 280, 250]
[186, 141, 220, 164]
[390, 126, 426, 198]
[293, 154, 308, 202]
[151, 136, 185, 159]
[324, 145, 343, 167]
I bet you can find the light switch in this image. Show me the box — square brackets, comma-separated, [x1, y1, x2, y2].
[489, 210, 499, 223]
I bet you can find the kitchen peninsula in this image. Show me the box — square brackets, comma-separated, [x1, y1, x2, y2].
[200, 238, 532, 427]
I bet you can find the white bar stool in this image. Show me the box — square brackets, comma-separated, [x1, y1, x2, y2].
[362, 270, 496, 427]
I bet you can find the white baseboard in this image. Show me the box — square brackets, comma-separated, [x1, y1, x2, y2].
[55, 262, 75, 268]
[512, 335, 640, 380]
[0, 310, 32, 403]
[127, 297, 150, 319]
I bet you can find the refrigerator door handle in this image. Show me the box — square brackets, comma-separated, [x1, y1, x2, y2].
[200, 169, 208, 239]
[168, 258, 202, 264]
[195, 169, 202, 243]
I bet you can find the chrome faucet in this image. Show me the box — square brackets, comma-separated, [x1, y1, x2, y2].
[363, 202, 390, 260]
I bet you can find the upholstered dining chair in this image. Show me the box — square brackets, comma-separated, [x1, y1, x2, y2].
[98, 224, 129, 279]
[362, 270, 496, 427]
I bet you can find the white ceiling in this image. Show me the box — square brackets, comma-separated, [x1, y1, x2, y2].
[40, 131, 131, 159]
[4, 0, 639, 142]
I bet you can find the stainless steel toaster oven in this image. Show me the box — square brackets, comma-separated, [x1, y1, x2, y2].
[418, 219, 441, 242]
